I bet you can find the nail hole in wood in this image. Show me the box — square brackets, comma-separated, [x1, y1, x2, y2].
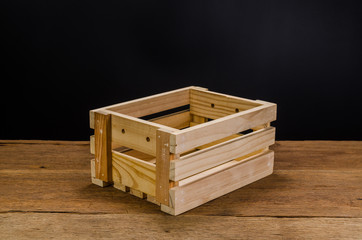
[146, 137, 150, 142]
[211, 103, 215, 108]
[122, 129, 125, 134]
[235, 108, 239, 113]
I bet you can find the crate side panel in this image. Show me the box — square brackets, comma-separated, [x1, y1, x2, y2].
[172, 103, 277, 154]
[168, 151, 274, 215]
[112, 151, 156, 196]
[190, 89, 262, 119]
[107, 88, 190, 118]
[170, 127, 275, 181]
[111, 114, 159, 156]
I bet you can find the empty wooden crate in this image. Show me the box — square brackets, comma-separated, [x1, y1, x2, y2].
[89, 86, 277, 215]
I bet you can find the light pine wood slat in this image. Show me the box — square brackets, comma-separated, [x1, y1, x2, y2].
[94, 111, 112, 182]
[171, 102, 277, 154]
[155, 129, 173, 205]
[170, 127, 275, 181]
[112, 150, 156, 196]
[190, 88, 261, 119]
[109, 111, 176, 156]
[163, 151, 274, 215]
[150, 110, 191, 129]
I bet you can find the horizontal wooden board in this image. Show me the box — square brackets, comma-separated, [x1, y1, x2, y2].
[171, 102, 277, 154]
[190, 88, 261, 119]
[165, 151, 274, 215]
[170, 127, 275, 181]
[3, 213, 362, 239]
[89, 87, 191, 129]
[150, 110, 191, 129]
[112, 150, 156, 196]
[106, 87, 191, 117]
[2, 214, 362, 239]
[110, 111, 176, 156]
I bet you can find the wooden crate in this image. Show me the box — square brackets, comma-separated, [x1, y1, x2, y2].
[89, 86, 277, 215]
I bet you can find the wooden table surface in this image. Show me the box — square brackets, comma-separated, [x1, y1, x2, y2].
[0, 140, 361, 239]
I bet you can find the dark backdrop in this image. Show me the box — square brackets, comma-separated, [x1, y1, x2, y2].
[2, 1, 362, 140]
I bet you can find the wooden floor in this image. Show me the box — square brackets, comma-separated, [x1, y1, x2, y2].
[0, 140, 361, 239]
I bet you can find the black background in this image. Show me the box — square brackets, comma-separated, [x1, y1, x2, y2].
[2, 1, 362, 141]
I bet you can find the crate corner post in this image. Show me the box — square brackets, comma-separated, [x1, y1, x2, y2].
[92, 110, 112, 186]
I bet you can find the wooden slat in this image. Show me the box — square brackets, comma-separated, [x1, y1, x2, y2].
[90, 135, 95, 154]
[109, 111, 176, 156]
[192, 114, 207, 124]
[170, 127, 275, 181]
[107, 87, 190, 117]
[121, 149, 156, 164]
[89, 86, 208, 129]
[112, 150, 156, 196]
[150, 110, 191, 129]
[94, 111, 112, 182]
[90, 159, 110, 187]
[190, 89, 262, 119]
[163, 151, 274, 215]
[171, 102, 277, 154]
[156, 129, 174, 205]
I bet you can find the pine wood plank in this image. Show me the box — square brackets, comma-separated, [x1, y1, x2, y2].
[190, 88, 261, 119]
[89, 86, 196, 129]
[90, 135, 95, 154]
[106, 87, 190, 118]
[90, 159, 110, 187]
[150, 110, 191, 129]
[155, 129, 174, 205]
[164, 151, 274, 215]
[112, 150, 156, 196]
[109, 111, 176, 156]
[170, 127, 275, 181]
[171, 102, 277, 154]
[94, 111, 112, 182]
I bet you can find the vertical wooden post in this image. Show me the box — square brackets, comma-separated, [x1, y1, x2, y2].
[192, 114, 207, 124]
[94, 111, 112, 182]
[156, 129, 174, 205]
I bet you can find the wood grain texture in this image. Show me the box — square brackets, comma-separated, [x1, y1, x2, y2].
[170, 127, 275, 181]
[190, 88, 261, 119]
[89, 86, 193, 129]
[89, 135, 94, 154]
[110, 111, 175, 156]
[112, 150, 156, 196]
[150, 110, 191, 129]
[1, 214, 361, 240]
[165, 151, 274, 215]
[107, 87, 190, 117]
[1, 140, 362, 239]
[94, 111, 112, 182]
[90, 159, 110, 187]
[155, 129, 174, 205]
[171, 102, 277, 154]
